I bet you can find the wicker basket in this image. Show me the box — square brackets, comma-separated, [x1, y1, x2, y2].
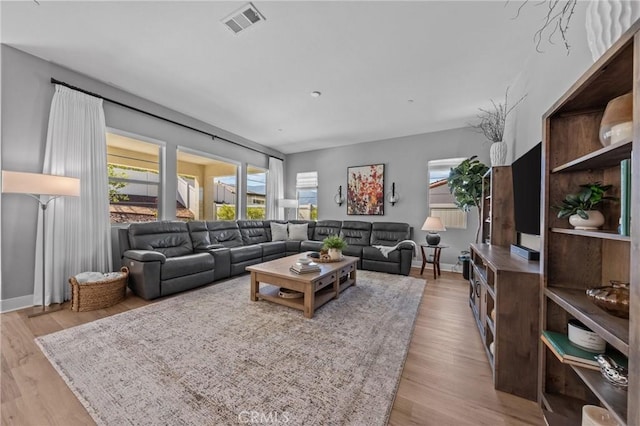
[69, 267, 129, 312]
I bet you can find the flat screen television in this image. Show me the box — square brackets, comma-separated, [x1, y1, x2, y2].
[511, 142, 542, 236]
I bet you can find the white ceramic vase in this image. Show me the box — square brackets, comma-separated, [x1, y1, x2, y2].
[328, 248, 342, 260]
[490, 141, 508, 166]
[569, 210, 605, 230]
[586, 1, 640, 62]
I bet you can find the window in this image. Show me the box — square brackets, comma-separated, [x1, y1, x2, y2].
[296, 171, 318, 220]
[177, 148, 239, 221]
[246, 165, 267, 219]
[428, 158, 467, 229]
[107, 133, 161, 223]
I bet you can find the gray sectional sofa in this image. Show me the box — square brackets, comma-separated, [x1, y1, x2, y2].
[118, 219, 414, 300]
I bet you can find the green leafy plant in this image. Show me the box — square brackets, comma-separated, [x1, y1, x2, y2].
[447, 156, 490, 243]
[107, 164, 129, 203]
[322, 235, 348, 251]
[554, 182, 617, 219]
[217, 204, 236, 220]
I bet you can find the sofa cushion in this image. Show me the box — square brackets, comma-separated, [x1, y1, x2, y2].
[312, 220, 342, 241]
[187, 221, 211, 250]
[340, 221, 372, 246]
[370, 222, 411, 245]
[238, 220, 269, 245]
[362, 245, 402, 262]
[230, 245, 262, 263]
[128, 221, 193, 258]
[300, 240, 324, 252]
[260, 241, 286, 257]
[161, 253, 214, 280]
[206, 221, 244, 248]
[270, 222, 288, 241]
[288, 220, 315, 239]
[288, 223, 308, 241]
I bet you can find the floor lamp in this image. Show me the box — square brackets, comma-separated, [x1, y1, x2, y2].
[278, 199, 299, 220]
[2, 170, 81, 317]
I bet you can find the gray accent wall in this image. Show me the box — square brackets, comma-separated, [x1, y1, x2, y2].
[1, 45, 283, 304]
[285, 127, 490, 267]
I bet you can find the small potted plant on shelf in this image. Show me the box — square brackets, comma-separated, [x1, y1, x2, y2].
[554, 182, 617, 230]
[322, 235, 348, 260]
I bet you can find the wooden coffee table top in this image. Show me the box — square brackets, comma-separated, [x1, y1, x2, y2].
[246, 252, 358, 282]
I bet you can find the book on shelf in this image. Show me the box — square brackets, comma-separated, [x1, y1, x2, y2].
[620, 158, 631, 236]
[290, 263, 320, 274]
[540, 330, 627, 371]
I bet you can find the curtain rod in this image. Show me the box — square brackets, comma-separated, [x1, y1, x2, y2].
[50, 78, 284, 162]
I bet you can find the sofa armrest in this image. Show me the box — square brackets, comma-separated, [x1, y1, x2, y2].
[396, 241, 416, 252]
[209, 247, 231, 280]
[123, 250, 166, 263]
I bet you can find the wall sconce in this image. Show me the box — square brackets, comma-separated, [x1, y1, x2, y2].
[386, 182, 399, 206]
[334, 185, 345, 206]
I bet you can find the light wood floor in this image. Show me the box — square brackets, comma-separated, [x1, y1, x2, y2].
[1, 268, 544, 425]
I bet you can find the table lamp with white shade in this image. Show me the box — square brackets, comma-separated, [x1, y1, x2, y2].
[2, 170, 80, 317]
[421, 216, 446, 246]
[278, 198, 298, 220]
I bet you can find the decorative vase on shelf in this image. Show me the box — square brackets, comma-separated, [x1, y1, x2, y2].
[568, 210, 605, 230]
[490, 141, 507, 166]
[599, 92, 633, 147]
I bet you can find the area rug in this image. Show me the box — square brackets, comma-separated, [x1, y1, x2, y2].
[36, 270, 425, 426]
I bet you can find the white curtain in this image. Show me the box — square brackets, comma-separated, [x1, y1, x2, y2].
[34, 85, 112, 305]
[267, 157, 284, 220]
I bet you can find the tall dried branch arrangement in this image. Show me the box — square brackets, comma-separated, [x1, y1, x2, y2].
[512, 0, 578, 53]
[470, 87, 526, 143]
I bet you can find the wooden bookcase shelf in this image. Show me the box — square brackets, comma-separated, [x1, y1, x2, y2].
[469, 244, 540, 401]
[480, 167, 515, 245]
[539, 20, 639, 426]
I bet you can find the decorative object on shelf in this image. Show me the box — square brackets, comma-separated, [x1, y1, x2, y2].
[511, 0, 577, 53]
[322, 235, 347, 260]
[554, 182, 617, 230]
[595, 354, 629, 390]
[447, 156, 489, 243]
[567, 319, 606, 353]
[599, 92, 633, 147]
[278, 288, 304, 299]
[1, 170, 81, 317]
[586, 0, 640, 61]
[277, 198, 298, 220]
[489, 341, 495, 356]
[581, 404, 621, 426]
[334, 185, 345, 206]
[421, 216, 446, 246]
[347, 164, 384, 215]
[470, 87, 526, 166]
[386, 182, 399, 206]
[586, 281, 630, 319]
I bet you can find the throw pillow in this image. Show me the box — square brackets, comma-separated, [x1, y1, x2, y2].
[270, 222, 288, 241]
[288, 223, 308, 241]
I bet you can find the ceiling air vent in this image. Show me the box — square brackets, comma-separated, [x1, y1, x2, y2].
[222, 3, 265, 35]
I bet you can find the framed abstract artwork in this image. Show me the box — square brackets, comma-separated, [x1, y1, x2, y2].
[347, 164, 384, 215]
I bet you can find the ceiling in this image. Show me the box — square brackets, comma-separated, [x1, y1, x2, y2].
[1, 1, 562, 154]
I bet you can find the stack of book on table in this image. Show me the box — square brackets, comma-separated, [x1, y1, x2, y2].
[290, 262, 320, 274]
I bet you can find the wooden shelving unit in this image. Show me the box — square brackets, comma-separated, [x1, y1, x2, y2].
[468, 244, 540, 400]
[480, 166, 515, 245]
[539, 21, 639, 426]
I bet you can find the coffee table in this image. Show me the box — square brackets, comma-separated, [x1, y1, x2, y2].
[246, 252, 358, 318]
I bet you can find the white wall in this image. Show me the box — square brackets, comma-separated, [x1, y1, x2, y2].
[0, 45, 283, 305]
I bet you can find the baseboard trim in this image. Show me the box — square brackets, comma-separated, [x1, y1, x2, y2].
[411, 261, 460, 274]
[1, 294, 34, 313]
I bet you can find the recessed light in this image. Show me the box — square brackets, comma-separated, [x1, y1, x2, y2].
[408, 99, 414, 103]
[310, 91, 322, 98]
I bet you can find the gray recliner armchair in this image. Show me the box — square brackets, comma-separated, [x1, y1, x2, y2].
[120, 221, 215, 300]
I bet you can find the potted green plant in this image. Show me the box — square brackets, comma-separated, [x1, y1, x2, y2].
[447, 156, 489, 243]
[554, 182, 617, 230]
[322, 235, 348, 260]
